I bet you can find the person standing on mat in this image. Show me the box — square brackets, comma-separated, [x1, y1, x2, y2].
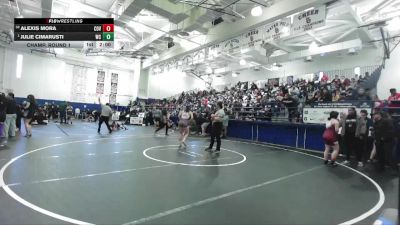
[178, 106, 193, 148]
[59, 101, 67, 124]
[154, 108, 169, 136]
[322, 111, 340, 166]
[373, 111, 396, 172]
[355, 110, 373, 167]
[205, 102, 225, 153]
[22, 94, 36, 138]
[98, 97, 112, 134]
[4, 93, 17, 139]
[340, 107, 359, 165]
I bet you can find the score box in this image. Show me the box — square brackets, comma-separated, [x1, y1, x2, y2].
[102, 32, 114, 41]
[102, 24, 114, 32]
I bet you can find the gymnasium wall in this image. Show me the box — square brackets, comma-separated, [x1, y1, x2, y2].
[220, 47, 383, 86]
[377, 45, 400, 100]
[138, 68, 149, 98]
[147, 70, 206, 99]
[0, 46, 139, 106]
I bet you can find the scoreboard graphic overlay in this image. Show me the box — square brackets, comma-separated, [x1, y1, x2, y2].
[14, 18, 114, 49]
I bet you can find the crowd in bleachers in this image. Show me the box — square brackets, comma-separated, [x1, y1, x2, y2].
[133, 72, 394, 123]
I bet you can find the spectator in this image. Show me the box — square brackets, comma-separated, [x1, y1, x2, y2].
[201, 109, 211, 136]
[341, 107, 359, 165]
[373, 111, 396, 173]
[344, 88, 356, 100]
[387, 88, 400, 111]
[332, 75, 341, 86]
[332, 89, 341, 102]
[153, 107, 162, 127]
[154, 108, 169, 136]
[59, 101, 67, 124]
[356, 87, 371, 101]
[75, 107, 80, 119]
[355, 109, 373, 167]
[4, 93, 17, 139]
[320, 88, 332, 102]
[22, 94, 37, 137]
[16, 104, 22, 133]
[0, 94, 7, 138]
[282, 93, 298, 122]
[222, 109, 229, 138]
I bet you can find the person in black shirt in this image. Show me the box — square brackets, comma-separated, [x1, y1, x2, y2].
[356, 87, 371, 101]
[154, 108, 169, 136]
[344, 88, 356, 101]
[4, 93, 17, 138]
[320, 88, 332, 102]
[373, 112, 397, 173]
[23, 94, 37, 137]
[340, 107, 358, 164]
[0, 94, 7, 138]
[282, 93, 298, 122]
[16, 104, 22, 133]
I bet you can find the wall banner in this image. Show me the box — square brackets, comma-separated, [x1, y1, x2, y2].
[242, 28, 263, 48]
[97, 70, 105, 83]
[264, 17, 291, 42]
[96, 70, 105, 94]
[291, 6, 326, 35]
[222, 37, 241, 53]
[303, 101, 373, 124]
[110, 72, 118, 104]
[208, 43, 222, 57]
[267, 78, 280, 86]
[96, 83, 104, 94]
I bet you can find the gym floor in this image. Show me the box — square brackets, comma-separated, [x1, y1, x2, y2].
[0, 122, 397, 225]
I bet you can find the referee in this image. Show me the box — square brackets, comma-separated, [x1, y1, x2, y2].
[205, 102, 225, 153]
[98, 97, 113, 134]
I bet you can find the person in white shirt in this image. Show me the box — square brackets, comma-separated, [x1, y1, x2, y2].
[98, 97, 112, 134]
[205, 102, 225, 153]
[75, 107, 80, 119]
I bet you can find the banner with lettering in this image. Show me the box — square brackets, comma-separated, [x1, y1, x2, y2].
[303, 101, 373, 124]
[291, 6, 326, 35]
[96, 70, 105, 94]
[208, 43, 222, 57]
[222, 37, 241, 53]
[242, 28, 263, 48]
[264, 18, 291, 42]
[267, 78, 280, 86]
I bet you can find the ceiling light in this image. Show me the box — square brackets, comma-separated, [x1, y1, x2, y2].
[251, 6, 263, 17]
[153, 53, 159, 60]
[54, 48, 64, 55]
[206, 67, 213, 74]
[16, 54, 23, 79]
[232, 72, 238, 77]
[239, 59, 247, 65]
[309, 41, 319, 52]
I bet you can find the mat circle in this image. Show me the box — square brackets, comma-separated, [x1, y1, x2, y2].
[143, 145, 247, 167]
